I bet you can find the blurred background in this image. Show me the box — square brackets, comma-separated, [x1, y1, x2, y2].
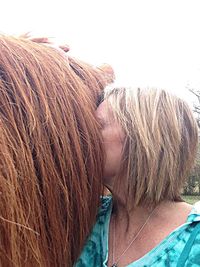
[1, 0, 200, 106]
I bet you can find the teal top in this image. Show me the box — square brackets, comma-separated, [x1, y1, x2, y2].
[75, 196, 200, 267]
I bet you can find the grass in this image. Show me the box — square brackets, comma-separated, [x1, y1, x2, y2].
[182, 195, 200, 205]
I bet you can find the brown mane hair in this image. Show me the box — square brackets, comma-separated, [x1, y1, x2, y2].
[0, 35, 108, 266]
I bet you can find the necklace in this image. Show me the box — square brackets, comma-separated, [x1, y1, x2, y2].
[110, 206, 157, 267]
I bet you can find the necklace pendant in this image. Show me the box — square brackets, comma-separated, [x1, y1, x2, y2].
[111, 264, 118, 267]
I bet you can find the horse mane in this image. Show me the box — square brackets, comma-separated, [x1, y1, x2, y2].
[0, 35, 114, 266]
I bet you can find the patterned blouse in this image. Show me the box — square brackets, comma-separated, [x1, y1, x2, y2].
[75, 196, 200, 267]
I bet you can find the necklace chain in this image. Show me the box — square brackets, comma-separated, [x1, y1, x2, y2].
[111, 206, 157, 267]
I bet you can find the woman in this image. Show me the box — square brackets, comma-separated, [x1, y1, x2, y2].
[77, 87, 200, 266]
[0, 35, 113, 266]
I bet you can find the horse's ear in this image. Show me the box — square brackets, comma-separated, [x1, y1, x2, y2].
[97, 63, 115, 84]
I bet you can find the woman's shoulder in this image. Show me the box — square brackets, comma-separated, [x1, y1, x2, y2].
[182, 201, 200, 266]
[191, 200, 200, 214]
[187, 200, 200, 223]
[182, 221, 200, 266]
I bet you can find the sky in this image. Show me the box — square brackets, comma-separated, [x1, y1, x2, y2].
[1, 0, 200, 106]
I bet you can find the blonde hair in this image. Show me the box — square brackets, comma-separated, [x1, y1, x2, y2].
[104, 87, 198, 209]
[0, 35, 109, 266]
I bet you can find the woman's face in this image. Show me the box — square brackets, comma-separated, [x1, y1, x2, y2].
[96, 100, 125, 187]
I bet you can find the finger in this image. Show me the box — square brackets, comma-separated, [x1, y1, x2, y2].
[29, 37, 51, 44]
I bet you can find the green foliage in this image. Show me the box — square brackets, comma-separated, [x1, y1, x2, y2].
[185, 89, 200, 195]
[182, 195, 200, 204]
[184, 175, 198, 195]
